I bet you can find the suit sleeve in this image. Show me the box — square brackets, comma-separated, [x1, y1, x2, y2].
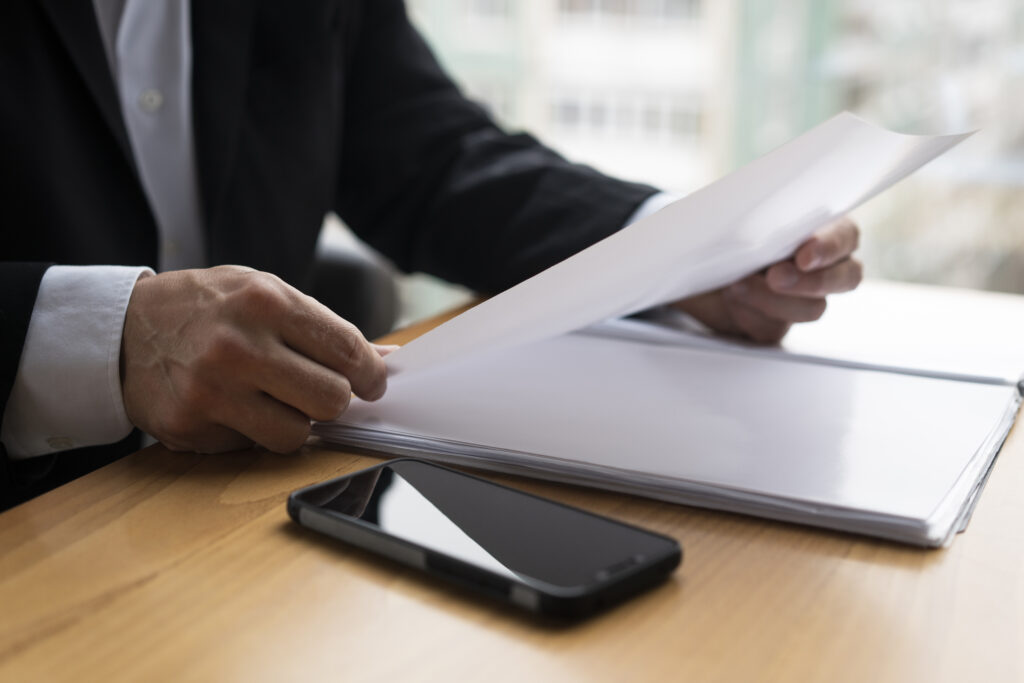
[335, 0, 658, 294]
[0, 263, 50, 499]
[0, 264, 49, 422]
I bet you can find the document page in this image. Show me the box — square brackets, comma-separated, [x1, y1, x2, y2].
[598, 280, 1024, 385]
[780, 280, 1024, 384]
[320, 332, 1015, 543]
[384, 113, 972, 379]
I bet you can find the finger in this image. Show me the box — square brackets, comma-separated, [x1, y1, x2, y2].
[212, 392, 313, 454]
[727, 300, 792, 345]
[794, 216, 859, 271]
[765, 258, 863, 298]
[252, 347, 354, 422]
[280, 295, 388, 401]
[727, 277, 827, 323]
[373, 344, 401, 357]
[159, 424, 252, 454]
[672, 289, 740, 336]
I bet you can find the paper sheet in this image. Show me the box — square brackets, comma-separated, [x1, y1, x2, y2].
[384, 112, 972, 378]
[321, 331, 1017, 545]
[594, 279, 1024, 386]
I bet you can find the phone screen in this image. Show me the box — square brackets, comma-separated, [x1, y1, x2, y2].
[293, 460, 679, 590]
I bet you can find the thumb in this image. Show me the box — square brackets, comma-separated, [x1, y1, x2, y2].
[372, 343, 401, 357]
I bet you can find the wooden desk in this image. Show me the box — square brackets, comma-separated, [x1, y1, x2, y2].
[2, 307, 1022, 683]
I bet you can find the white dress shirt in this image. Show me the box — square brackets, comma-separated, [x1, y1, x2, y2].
[95, 0, 205, 271]
[2, 0, 201, 458]
[0, 1, 675, 458]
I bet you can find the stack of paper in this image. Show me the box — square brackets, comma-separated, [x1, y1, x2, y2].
[315, 114, 1018, 547]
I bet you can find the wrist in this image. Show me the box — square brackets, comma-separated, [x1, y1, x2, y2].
[120, 270, 155, 388]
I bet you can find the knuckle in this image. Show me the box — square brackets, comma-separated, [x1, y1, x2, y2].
[334, 322, 363, 365]
[237, 274, 287, 316]
[828, 238, 847, 261]
[766, 266, 796, 293]
[326, 381, 353, 417]
[364, 356, 389, 399]
[212, 264, 252, 275]
[204, 329, 250, 366]
[313, 379, 352, 421]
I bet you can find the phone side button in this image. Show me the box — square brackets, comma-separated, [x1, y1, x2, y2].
[509, 585, 540, 611]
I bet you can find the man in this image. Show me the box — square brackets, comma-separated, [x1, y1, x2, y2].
[0, 0, 861, 509]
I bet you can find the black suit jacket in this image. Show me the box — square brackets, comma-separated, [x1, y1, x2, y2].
[0, 0, 655, 508]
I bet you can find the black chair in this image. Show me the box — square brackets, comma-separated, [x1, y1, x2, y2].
[303, 237, 399, 341]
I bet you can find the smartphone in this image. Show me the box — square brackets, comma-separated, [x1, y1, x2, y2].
[288, 459, 682, 618]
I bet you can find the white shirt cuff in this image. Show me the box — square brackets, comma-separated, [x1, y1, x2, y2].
[1, 265, 153, 459]
[623, 191, 681, 227]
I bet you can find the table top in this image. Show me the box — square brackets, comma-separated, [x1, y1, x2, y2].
[2, 306, 1023, 683]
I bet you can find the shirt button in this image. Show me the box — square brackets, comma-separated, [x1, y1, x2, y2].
[138, 88, 164, 113]
[47, 436, 76, 450]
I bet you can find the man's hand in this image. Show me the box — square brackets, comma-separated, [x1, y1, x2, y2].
[121, 265, 388, 454]
[674, 217, 862, 344]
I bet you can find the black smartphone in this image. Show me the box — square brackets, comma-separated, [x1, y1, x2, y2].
[288, 459, 682, 619]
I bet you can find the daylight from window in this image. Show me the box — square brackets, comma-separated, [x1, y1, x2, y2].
[407, 0, 1024, 294]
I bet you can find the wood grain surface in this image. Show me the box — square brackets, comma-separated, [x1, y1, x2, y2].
[2, 305, 1022, 683]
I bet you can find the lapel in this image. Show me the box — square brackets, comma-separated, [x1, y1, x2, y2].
[37, 0, 137, 173]
[190, 1, 256, 234]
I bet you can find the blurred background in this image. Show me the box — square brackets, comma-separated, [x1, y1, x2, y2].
[339, 0, 1024, 325]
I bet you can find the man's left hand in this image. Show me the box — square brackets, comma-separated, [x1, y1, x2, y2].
[673, 216, 862, 344]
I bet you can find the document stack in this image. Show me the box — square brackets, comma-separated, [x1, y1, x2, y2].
[316, 114, 1020, 547]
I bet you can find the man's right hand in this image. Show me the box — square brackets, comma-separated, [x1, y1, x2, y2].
[121, 265, 388, 454]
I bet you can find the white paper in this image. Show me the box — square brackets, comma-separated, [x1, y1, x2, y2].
[781, 280, 1024, 384]
[320, 332, 1015, 544]
[385, 112, 972, 378]
[611, 279, 1024, 386]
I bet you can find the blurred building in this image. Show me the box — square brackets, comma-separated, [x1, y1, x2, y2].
[400, 0, 1024, 312]
[822, 1, 1024, 291]
[408, 0, 727, 193]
